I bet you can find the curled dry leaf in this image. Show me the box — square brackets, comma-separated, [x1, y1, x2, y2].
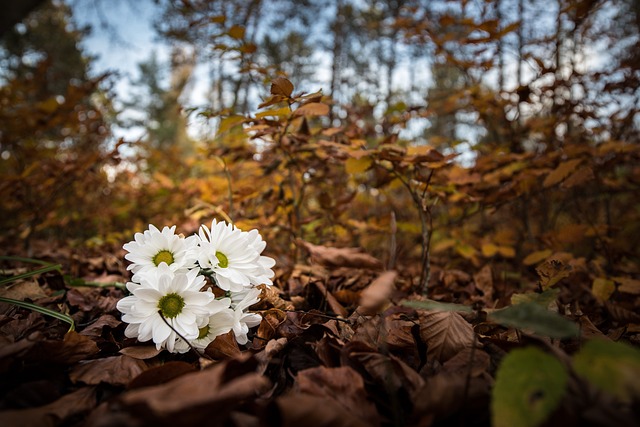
[294, 366, 379, 426]
[118, 355, 270, 425]
[70, 355, 147, 386]
[358, 271, 397, 315]
[29, 331, 100, 364]
[258, 284, 295, 311]
[0, 386, 96, 427]
[418, 310, 475, 363]
[343, 341, 425, 400]
[205, 330, 241, 359]
[297, 240, 382, 270]
[79, 314, 121, 337]
[127, 361, 196, 390]
[271, 394, 370, 427]
[119, 345, 162, 360]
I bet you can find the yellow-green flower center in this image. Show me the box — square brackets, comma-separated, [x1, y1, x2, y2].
[197, 325, 210, 340]
[157, 293, 184, 318]
[215, 251, 229, 268]
[153, 250, 175, 266]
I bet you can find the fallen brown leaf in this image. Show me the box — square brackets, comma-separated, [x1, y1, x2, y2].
[418, 310, 475, 362]
[69, 355, 147, 386]
[0, 387, 96, 427]
[119, 345, 162, 360]
[298, 240, 383, 270]
[358, 271, 397, 314]
[294, 366, 380, 426]
[127, 361, 196, 390]
[117, 355, 270, 425]
[28, 331, 100, 364]
[270, 394, 370, 427]
[205, 330, 242, 359]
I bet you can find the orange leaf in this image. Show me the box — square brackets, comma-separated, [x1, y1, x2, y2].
[294, 102, 330, 116]
[543, 158, 583, 188]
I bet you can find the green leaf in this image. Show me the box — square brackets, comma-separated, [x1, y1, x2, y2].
[0, 263, 62, 286]
[402, 299, 473, 313]
[488, 303, 579, 339]
[0, 255, 56, 267]
[0, 296, 74, 332]
[573, 339, 640, 402]
[510, 288, 560, 308]
[492, 347, 568, 427]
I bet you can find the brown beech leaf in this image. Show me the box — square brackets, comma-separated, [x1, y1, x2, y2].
[270, 76, 294, 97]
[442, 347, 490, 377]
[70, 355, 147, 386]
[30, 331, 99, 364]
[253, 308, 287, 348]
[118, 355, 270, 425]
[119, 345, 162, 360]
[298, 240, 382, 270]
[0, 386, 96, 427]
[418, 311, 475, 362]
[127, 361, 196, 390]
[294, 102, 330, 116]
[412, 373, 491, 425]
[344, 341, 424, 399]
[358, 271, 397, 314]
[205, 330, 241, 359]
[271, 394, 369, 427]
[543, 158, 583, 188]
[79, 314, 121, 337]
[615, 277, 640, 295]
[295, 366, 379, 426]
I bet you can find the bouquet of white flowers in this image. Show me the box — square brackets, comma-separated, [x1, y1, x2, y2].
[116, 220, 275, 353]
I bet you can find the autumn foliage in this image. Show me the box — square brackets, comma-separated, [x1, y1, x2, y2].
[1, 0, 640, 426]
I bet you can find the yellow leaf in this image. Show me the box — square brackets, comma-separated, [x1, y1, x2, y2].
[294, 102, 330, 116]
[407, 145, 436, 156]
[456, 243, 477, 259]
[255, 106, 291, 119]
[523, 250, 553, 266]
[543, 158, 583, 188]
[497, 246, 516, 258]
[217, 115, 245, 135]
[36, 97, 59, 114]
[592, 278, 615, 302]
[345, 157, 372, 174]
[481, 243, 499, 257]
[536, 260, 572, 290]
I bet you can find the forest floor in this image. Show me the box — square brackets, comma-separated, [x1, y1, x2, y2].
[0, 239, 639, 427]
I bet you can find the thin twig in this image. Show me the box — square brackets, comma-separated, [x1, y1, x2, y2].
[284, 309, 351, 324]
[157, 311, 212, 360]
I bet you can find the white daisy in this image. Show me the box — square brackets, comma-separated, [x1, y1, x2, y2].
[116, 265, 214, 353]
[174, 298, 235, 353]
[242, 229, 276, 287]
[123, 224, 198, 277]
[196, 220, 263, 292]
[229, 287, 262, 345]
